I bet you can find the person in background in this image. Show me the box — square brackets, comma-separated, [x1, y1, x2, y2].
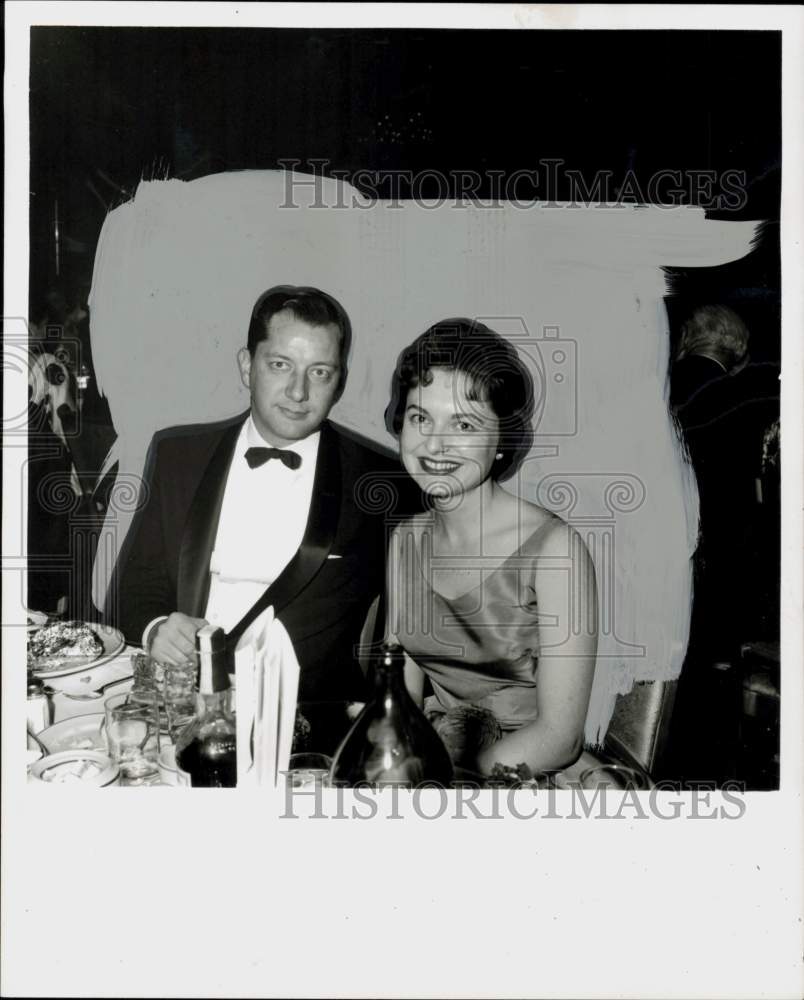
[384, 319, 598, 776]
[669, 304, 750, 410]
[26, 284, 118, 618]
[27, 383, 74, 615]
[671, 304, 780, 659]
[666, 304, 780, 785]
[111, 285, 408, 704]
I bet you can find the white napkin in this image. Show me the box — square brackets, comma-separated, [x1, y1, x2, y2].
[233, 608, 301, 788]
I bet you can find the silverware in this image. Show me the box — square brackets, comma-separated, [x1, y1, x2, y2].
[61, 675, 128, 701]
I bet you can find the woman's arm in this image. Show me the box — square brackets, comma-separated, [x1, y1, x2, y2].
[384, 524, 426, 707]
[475, 519, 598, 775]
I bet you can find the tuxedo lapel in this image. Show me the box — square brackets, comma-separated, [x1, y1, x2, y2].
[226, 421, 342, 650]
[177, 416, 245, 616]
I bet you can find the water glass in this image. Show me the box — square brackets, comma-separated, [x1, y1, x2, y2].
[131, 652, 198, 740]
[105, 691, 160, 785]
[286, 753, 332, 789]
[131, 651, 161, 694]
[162, 661, 198, 741]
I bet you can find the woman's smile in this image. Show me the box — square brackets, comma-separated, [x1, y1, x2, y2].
[418, 456, 462, 474]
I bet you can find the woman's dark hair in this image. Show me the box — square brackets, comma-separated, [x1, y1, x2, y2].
[385, 318, 535, 481]
[246, 285, 352, 394]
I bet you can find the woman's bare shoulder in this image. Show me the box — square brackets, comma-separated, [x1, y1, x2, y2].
[482, 494, 559, 557]
[502, 497, 593, 560]
[506, 496, 565, 542]
[521, 504, 594, 566]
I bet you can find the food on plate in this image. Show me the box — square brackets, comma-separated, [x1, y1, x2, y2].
[28, 620, 104, 669]
[29, 750, 118, 786]
[40, 758, 105, 783]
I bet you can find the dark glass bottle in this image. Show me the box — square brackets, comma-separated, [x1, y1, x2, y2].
[175, 626, 237, 787]
[329, 643, 454, 788]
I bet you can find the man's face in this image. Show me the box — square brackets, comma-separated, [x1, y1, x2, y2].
[238, 309, 342, 447]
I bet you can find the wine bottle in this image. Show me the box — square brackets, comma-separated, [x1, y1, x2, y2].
[175, 626, 237, 787]
[329, 643, 454, 788]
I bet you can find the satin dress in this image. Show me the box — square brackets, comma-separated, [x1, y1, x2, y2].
[395, 518, 553, 732]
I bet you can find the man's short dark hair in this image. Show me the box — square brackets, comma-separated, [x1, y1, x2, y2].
[246, 285, 353, 393]
[385, 318, 535, 482]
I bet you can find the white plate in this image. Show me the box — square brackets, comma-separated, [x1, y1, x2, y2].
[30, 624, 125, 678]
[39, 713, 107, 754]
[29, 750, 119, 786]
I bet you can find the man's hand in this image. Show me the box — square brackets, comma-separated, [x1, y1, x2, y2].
[149, 613, 209, 665]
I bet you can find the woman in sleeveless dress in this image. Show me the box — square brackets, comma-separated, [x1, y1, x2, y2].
[385, 319, 598, 776]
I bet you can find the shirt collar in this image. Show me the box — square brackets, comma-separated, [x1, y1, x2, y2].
[692, 352, 729, 373]
[244, 415, 320, 468]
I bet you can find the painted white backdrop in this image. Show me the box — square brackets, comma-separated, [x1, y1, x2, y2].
[88, 170, 758, 742]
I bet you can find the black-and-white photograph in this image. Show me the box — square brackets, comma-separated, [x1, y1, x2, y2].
[3, 4, 802, 999]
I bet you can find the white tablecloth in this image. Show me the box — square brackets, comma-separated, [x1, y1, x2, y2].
[45, 646, 136, 724]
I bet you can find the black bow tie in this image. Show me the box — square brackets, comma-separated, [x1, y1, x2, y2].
[245, 446, 302, 471]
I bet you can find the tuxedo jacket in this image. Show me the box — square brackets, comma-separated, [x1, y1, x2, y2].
[669, 355, 728, 410]
[111, 413, 409, 702]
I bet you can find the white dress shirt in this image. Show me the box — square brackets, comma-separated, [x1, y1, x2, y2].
[142, 416, 319, 647]
[204, 417, 319, 632]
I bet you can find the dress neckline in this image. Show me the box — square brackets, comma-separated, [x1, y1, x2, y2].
[415, 521, 548, 604]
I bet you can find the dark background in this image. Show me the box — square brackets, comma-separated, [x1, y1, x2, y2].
[30, 26, 781, 358]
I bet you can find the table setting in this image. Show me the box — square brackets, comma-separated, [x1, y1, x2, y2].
[25, 612, 651, 791]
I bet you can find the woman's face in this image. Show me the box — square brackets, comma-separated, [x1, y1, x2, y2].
[400, 367, 500, 501]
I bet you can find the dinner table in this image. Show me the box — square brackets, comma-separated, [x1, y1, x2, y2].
[31, 639, 645, 790]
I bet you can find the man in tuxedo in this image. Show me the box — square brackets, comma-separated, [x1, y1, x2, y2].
[112, 285, 405, 702]
[666, 304, 779, 784]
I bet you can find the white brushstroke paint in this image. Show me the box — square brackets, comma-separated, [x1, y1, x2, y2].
[88, 171, 759, 743]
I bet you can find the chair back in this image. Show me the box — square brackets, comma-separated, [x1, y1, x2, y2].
[604, 679, 678, 776]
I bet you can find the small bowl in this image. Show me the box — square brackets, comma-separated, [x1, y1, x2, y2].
[29, 750, 119, 786]
[157, 745, 178, 786]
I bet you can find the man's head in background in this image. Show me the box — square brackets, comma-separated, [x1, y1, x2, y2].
[676, 304, 750, 374]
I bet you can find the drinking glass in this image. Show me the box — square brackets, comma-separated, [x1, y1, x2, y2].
[286, 753, 332, 788]
[131, 651, 160, 694]
[131, 652, 198, 741]
[162, 661, 199, 741]
[105, 691, 161, 785]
